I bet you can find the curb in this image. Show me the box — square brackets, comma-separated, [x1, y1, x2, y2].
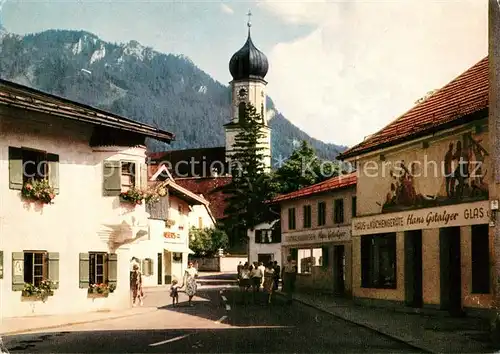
[276, 293, 433, 354]
[1, 308, 158, 337]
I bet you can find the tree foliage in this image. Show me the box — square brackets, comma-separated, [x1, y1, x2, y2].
[272, 140, 341, 194]
[188, 226, 229, 257]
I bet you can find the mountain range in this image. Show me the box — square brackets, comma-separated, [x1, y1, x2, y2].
[0, 28, 347, 163]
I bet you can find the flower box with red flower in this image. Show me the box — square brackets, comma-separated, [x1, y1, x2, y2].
[119, 187, 145, 205]
[21, 179, 56, 204]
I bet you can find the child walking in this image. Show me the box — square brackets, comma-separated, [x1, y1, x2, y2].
[170, 279, 180, 306]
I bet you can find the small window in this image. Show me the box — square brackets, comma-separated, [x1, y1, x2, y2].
[303, 205, 312, 228]
[238, 102, 246, 123]
[261, 103, 264, 122]
[198, 217, 203, 229]
[89, 252, 108, 285]
[334, 199, 344, 224]
[8, 147, 60, 193]
[120, 162, 135, 192]
[142, 258, 154, 276]
[318, 202, 326, 226]
[24, 251, 48, 286]
[288, 208, 296, 230]
[352, 196, 357, 217]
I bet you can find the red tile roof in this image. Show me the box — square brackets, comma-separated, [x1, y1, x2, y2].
[338, 56, 488, 160]
[148, 164, 232, 220]
[270, 172, 357, 204]
[174, 177, 232, 220]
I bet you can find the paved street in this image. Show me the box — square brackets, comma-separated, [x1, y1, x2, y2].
[3, 285, 424, 353]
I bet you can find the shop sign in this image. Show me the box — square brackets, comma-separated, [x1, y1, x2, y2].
[282, 226, 351, 246]
[164, 232, 180, 239]
[352, 200, 490, 236]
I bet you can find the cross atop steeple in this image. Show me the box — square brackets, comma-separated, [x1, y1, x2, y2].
[247, 9, 252, 28]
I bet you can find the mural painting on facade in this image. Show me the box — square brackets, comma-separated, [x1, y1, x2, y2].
[381, 132, 488, 213]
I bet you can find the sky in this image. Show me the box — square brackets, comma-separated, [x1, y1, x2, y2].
[1, 0, 488, 147]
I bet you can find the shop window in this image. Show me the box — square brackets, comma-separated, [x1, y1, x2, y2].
[352, 196, 357, 217]
[471, 224, 490, 294]
[317, 201, 326, 226]
[334, 199, 344, 224]
[297, 248, 324, 274]
[288, 208, 296, 230]
[303, 205, 312, 228]
[361, 233, 397, 289]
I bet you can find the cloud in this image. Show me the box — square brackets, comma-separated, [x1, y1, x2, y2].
[259, 0, 487, 147]
[220, 3, 234, 15]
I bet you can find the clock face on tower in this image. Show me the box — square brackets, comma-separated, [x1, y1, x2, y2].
[238, 88, 247, 98]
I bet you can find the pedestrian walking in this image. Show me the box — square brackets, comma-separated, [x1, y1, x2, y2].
[250, 261, 263, 302]
[183, 261, 198, 306]
[239, 262, 251, 304]
[258, 262, 266, 289]
[263, 262, 275, 304]
[131, 264, 144, 307]
[282, 256, 297, 304]
[170, 279, 180, 307]
[273, 261, 280, 291]
[237, 261, 243, 280]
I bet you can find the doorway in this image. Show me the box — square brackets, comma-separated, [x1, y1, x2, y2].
[164, 251, 172, 284]
[258, 253, 273, 265]
[333, 245, 345, 296]
[404, 230, 423, 308]
[439, 227, 463, 316]
[157, 253, 162, 285]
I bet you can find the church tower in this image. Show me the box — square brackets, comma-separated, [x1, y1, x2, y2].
[225, 11, 272, 172]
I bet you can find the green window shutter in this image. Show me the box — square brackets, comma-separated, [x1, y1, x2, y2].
[141, 259, 147, 276]
[79, 253, 90, 288]
[48, 252, 60, 289]
[103, 160, 121, 196]
[9, 147, 23, 190]
[12, 252, 24, 291]
[140, 163, 148, 190]
[47, 153, 60, 194]
[108, 253, 118, 288]
[149, 259, 154, 276]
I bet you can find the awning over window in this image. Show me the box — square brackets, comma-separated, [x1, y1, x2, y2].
[164, 243, 194, 254]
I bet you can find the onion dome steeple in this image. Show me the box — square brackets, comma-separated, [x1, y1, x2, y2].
[229, 10, 269, 81]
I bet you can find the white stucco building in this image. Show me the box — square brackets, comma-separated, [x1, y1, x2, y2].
[132, 179, 213, 286]
[0, 79, 174, 318]
[247, 219, 281, 267]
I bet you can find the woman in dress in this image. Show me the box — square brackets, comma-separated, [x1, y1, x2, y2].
[239, 262, 251, 304]
[131, 264, 143, 307]
[263, 262, 275, 304]
[183, 261, 198, 306]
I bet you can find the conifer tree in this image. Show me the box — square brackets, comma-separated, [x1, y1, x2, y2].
[219, 102, 275, 234]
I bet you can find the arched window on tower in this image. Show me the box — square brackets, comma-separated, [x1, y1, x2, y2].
[261, 103, 265, 123]
[238, 102, 246, 124]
